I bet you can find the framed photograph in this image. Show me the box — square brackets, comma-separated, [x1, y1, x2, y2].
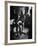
[5, 1, 36, 45]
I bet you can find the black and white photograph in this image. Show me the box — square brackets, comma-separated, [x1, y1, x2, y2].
[5, 2, 36, 44]
[10, 6, 32, 40]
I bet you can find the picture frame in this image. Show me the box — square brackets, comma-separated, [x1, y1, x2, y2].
[5, 1, 36, 45]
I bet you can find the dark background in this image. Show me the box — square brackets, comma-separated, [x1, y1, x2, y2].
[10, 6, 32, 40]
